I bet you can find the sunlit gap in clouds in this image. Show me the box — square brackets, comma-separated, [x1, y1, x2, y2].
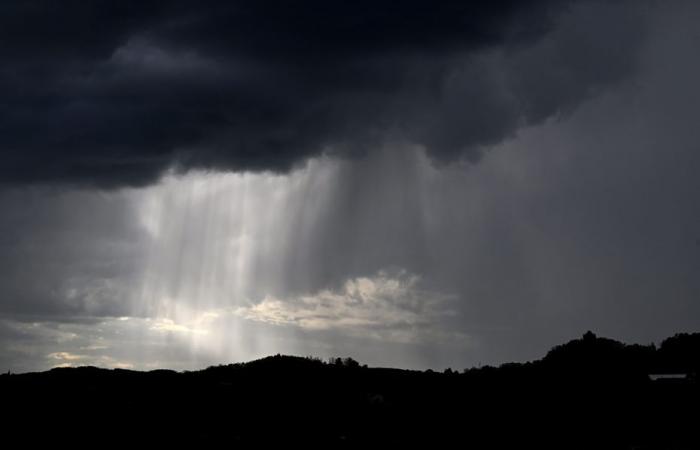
[115, 146, 462, 370]
[131, 156, 342, 364]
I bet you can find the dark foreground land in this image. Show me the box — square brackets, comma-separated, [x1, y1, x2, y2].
[2, 332, 699, 448]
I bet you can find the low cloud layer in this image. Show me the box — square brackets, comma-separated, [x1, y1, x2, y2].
[0, 0, 648, 187]
[0, 270, 467, 373]
[236, 270, 463, 344]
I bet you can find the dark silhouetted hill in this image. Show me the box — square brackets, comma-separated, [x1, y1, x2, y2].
[2, 331, 699, 448]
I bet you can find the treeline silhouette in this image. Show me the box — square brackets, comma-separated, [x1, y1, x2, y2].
[2, 331, 699, 448]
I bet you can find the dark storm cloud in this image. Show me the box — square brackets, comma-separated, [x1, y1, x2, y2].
[0, 0, 647, 187]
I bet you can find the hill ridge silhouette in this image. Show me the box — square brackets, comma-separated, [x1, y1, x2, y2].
[8, 330, 697, 376]
[2, 331, 699, 447]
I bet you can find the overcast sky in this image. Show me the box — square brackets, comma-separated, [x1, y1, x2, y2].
[1, 0, 699, 372]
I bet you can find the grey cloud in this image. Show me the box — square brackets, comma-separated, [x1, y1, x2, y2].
[0, 187, 148, 319]
[235, 270, 464, 344]
[0, 0, 648, 187]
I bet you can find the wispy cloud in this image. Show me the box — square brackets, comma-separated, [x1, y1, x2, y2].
[48, 351, 85, 361]
[47, 351, 133, 369]
[236, 270, 465, 344]
[150, 318, 209, 335]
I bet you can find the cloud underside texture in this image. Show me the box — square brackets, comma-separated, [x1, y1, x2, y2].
[0, 0, 645, 187]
